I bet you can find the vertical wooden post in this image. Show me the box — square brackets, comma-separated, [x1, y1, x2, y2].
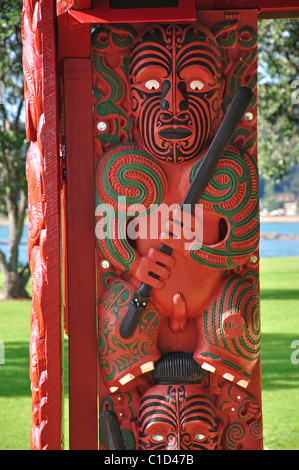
[64, 58, 98, 450]
[23, 0, 62, 450]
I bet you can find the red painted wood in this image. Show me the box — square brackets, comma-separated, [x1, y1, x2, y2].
[23, 0, 62, 450]
[71, 0, 92, 8]
[68, 0, 196, 23]
[56, 2, 91, 336]
[68, 0, 299, 23]
[56, 10, 91, 65]
[212, 0, 299, 11]
[41, 20, 62, 443]
[93, 12, 263, 450]
[195, 0, 299, 15]
[64, 59, 98, 450]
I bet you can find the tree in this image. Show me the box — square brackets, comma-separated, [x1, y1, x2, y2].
[258, 19, 299, 183]
[0, 0, 30, 299]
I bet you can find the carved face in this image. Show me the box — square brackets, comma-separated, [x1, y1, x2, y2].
[137, 384, 219, 450]
[130, 23, 222, 164]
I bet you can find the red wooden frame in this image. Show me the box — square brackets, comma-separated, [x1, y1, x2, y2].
[68, 0, 196, 23]
[38, 9, 62, 451]
[206, 0, 299, 12]
[68, 0, 299, 23]
[64, 59, 98, 450]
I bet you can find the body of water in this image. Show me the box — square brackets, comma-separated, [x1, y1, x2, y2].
[0, 225, 28, 266]
[259, 222, 299, 258]
[0, 222, 299, 264]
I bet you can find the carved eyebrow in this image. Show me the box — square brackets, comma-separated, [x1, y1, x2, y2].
[178, 44, 221, 63]
[130, 45, 172, 78]
[177, 46, 221, 78]
[138, 397, 177, 433]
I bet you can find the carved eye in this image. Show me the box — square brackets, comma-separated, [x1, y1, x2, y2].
[195, 433, 206, 441]
[152, 434, 164, 442]
[190, 80, 204, 91]
[145, 79, 160, 90]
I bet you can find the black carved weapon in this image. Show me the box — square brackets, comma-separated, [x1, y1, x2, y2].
[99, 410, 125, 450]
[119, 87, 253, 340]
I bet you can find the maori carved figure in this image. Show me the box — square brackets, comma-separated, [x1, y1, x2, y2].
[94, 15, 261, 450]
[23, 0, 48, 449]
[23, 0, 61, 450]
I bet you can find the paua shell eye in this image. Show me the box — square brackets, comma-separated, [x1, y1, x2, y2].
[190, 80, 204, 91]
[152, 434, 164, 442]
[145, 79, 160, 90]
[195, 433, 206, 441]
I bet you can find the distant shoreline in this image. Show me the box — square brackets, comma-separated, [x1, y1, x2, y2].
[260, 215, 299, 223]
[0, 219, 28, 226]
[1, 215, 299, 226]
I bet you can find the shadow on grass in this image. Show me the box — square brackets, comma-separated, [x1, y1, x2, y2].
[0, 339, 70, 398]
[1, 334, 298, 397]
[260, 289, 299, 300]
[261, 333, 299, 391]
[0, 341, 30, 397]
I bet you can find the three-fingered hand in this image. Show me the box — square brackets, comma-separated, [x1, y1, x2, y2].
[160, 207, 202, 253]
[130, 246, 175, 289]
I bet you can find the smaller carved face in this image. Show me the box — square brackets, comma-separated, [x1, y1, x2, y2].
[138, 384, 219, 450]
[130, 23, 222, 164]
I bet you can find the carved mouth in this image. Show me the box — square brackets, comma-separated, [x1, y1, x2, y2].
[153, 352, 206, 385]
[158, 127, 193, 140]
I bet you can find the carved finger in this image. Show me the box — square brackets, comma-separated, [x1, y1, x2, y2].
[147, 246, 175, 267]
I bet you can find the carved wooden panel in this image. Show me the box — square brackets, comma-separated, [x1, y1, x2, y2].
[93, 10, 262, 450]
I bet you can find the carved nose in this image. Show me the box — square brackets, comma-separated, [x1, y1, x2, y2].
[160, 80, 188, 114]
[160, 80, 171, 110]
[177, 81, 188, 112]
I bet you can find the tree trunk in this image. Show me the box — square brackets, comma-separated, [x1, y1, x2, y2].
[0, 251, 30, 300]
[0, 268, 30, 300]
[0, 186, 30, 300]
[0, 7, 29, 301]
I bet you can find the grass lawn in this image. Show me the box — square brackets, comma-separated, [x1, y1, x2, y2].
[0, 297, 31, 449]
[0, 257, 298, 450]
[259, 257, 299, 450]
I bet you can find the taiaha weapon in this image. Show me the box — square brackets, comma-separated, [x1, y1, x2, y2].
[99, 410, 125, 450]
[119, 86, 253, 340]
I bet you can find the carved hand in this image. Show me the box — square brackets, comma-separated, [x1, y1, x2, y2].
[129, 247, 175, 289]
[160, 207, 202, 254]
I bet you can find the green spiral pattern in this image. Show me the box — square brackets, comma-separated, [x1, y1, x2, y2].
[224, 422, 246, 449]
[189, 146, 259, 269]
[95, 145, 167, 272]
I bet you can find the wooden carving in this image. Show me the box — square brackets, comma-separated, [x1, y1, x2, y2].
[92, 13, 261, 449]
[22, 0, 61, 450]
[94, 11, 261, 451]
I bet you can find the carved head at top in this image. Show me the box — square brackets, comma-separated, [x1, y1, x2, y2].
[130, 23, 222, 164]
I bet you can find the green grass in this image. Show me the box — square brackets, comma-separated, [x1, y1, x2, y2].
[0, 298, 31, 449]
[0, 258, 299, 450]
[259, 257, 299, 450]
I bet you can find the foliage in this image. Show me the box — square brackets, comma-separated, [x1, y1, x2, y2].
[0, 0, 30, 298]
[258, 19, 299, 182]
[0, 0, 27, 212]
